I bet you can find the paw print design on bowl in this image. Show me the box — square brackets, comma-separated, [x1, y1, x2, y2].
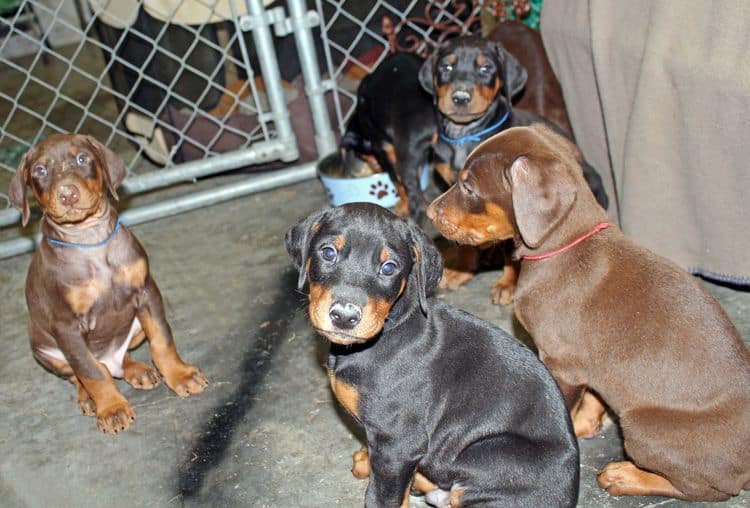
[369, 180, 394, 200]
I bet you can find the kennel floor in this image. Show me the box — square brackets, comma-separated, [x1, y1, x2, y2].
[0, 178, 748, 508]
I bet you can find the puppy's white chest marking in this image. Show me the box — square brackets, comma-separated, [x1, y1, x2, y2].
[37, 317, 143, 378]
[100, 318, 142, 377]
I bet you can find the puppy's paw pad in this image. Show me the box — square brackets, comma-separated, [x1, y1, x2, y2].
[572, 392, 606, 438]
[351, 447, 370, 479]
[96, 401, 136, 435]
[490, 284, 514, 306]
[165, 365, 208, 397]
[77, 397, 96, 416]
[597, 462, 642, 496]
[439, 268, 474, 291]
[598, 461, 684, 498]
[124, 361, 161, 390]
[574, 416, 603, 438]
[393, 198, 409, 218]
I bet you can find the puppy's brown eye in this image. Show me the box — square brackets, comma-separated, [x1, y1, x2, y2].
[439, 63, 453, 73]
[76, 153, 88, 165]
[320, 245, 337, 261]
[32, 165, 47, 178]
[478, 65, 492, 74]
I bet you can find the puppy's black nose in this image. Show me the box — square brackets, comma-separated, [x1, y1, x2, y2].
[329, 302, 362, 329]
[451, 90, 471, 106]
[58, 184, 80, 206]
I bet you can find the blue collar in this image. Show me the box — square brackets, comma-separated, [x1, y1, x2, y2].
[439, 110, 510, 147]
[46, 217, 123, 249]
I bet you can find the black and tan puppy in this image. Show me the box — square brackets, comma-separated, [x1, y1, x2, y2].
[286, 203, 579, 507]
[8, 134, 207, 434]
[341, 51, 436, 218]
[428, 124, 750, 501]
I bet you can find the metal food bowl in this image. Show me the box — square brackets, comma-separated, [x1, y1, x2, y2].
[317, 151, 430, 208]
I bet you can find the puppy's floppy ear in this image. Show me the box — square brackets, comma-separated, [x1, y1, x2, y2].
[408, 223, 444, 315]
[507, 155, 576, 248]
[82, 135, 127, 201]
[285, 207, 332, 291]
[491, 42, 527, 104]
[8, 151, 31, 227]
[418, 49, 438, 97]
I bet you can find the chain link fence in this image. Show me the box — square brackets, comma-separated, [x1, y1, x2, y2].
[0, 0, 526, 258]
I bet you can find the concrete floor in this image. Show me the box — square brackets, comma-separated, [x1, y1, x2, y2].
[0, 176, 748, 508]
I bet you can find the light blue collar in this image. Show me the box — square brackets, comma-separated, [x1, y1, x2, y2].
[46, 217, 123, 249]
[439, 110, 510, 147]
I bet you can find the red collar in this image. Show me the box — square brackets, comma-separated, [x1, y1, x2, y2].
[523, 222, 610, 261]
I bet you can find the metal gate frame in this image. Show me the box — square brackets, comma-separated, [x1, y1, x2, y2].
[0, 0, 336, 259]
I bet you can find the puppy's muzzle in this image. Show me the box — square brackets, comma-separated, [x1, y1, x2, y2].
[57, 184, 80, 206]
[329, 301, 362, 330]
[451, 89, 472, 107]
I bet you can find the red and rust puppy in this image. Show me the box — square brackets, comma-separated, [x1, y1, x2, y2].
[428, 124, 750, 501]
[8, 134, 208, 434]
[286, 203, 579, 507]
[419, 35, 608, 301]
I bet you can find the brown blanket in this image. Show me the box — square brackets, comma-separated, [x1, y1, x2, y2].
[540, 0, 750, 284]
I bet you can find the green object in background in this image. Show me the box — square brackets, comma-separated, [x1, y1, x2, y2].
[0, 0, 23, 16]
[506, 0, 543, 30]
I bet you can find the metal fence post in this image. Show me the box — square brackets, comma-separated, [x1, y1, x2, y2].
[286, 0, 337, 158]
[242, 0, 299, 162]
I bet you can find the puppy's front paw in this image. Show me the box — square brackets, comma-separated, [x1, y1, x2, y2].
[571, 391, 606, 438]
[70, 377, 95, 416]
[77, 392, 96, 416]
[490, 277, 515, 306]
[438, 268, 474, 291]
[123, 359, 160, 390]
[574, 413, 603, 438]
[163, 364, 208, 397]
[352, 447, 370, 479]
[96, 399, 135, 435]
[598, 461, 684, 498]
[78, 394, 96, 416]
[394, 198, 409, 218]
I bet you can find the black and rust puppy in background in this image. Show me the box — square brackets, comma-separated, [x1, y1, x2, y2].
[341, 52, 437, 218]
[419, 35, 522, 185]
[286, 203, 579, 507]
[8, 134, 207, 434]
[419, 35, 608, 302]
[419, 35, 608, 207]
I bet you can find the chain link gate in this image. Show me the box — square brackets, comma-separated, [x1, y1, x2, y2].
[0, 0, 529, 259]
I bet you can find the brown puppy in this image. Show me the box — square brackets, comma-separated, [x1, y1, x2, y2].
[427, 124, 750, 501]
[9, 134, 207, 434]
